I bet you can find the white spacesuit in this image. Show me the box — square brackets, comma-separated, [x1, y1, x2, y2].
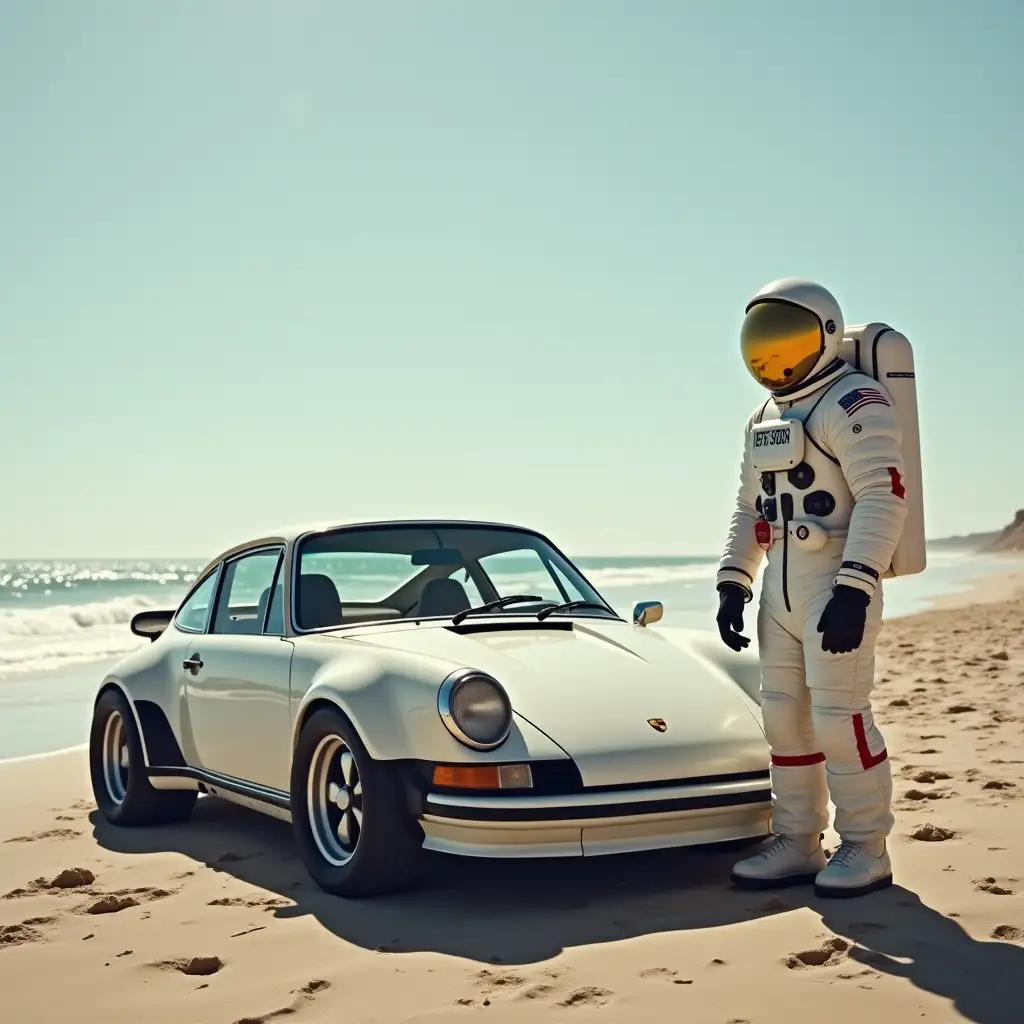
[716, 278, 914, 898]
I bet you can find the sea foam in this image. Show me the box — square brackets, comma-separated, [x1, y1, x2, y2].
[0, 595, 158, 678]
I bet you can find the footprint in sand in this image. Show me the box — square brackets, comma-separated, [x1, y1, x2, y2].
[0, 922, 46, 949]
[912, 770, 952, 784]
[21, 916, 58, 927]
[991, 926, 1024, 942]
[207, 896, 292, 911]
[51, 868, 96, 889]
[230, 980, 331, 1024]
[474, 969, 528, 992]
[4, 868, 96, 900]
[975, 877, 1016, 896]
[559, 988, 612, 1008]
[80, 887, 176, 916]
[983, 780, 1017, 791]
[3, 828, 81, 844]
[85, 896, 141, 916]
[910, 824, 958, 842]
[946, 704, 977, 715]
[519, 984, 558, 1001]
[904, 789, 950, 802]
[784, 938, 850, 969]
[149, 956, 225, 977]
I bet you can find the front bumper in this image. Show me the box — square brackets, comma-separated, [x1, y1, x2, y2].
[419, 772, 772, 858]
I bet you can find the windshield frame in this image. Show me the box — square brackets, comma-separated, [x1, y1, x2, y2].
[287, 521, 621, 635]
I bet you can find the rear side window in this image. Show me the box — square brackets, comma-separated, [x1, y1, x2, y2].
[175, 571, 219, 633]
[211, 550, 283, 635]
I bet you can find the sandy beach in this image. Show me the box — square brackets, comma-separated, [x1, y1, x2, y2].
[2, 580, 1023, 1024]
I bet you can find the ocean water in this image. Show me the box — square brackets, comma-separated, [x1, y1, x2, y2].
[0, 548, 1018, 761]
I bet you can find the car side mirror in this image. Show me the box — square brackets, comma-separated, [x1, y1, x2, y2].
[130, 609, 174, 642]
[633, 601, 663, 627]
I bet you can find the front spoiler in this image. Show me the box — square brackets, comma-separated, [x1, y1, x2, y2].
[419, 774, 772, 858]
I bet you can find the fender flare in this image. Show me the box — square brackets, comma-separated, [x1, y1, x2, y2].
[94, 678, 153, 768]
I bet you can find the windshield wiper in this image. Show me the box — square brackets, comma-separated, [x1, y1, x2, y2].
[536, 600, 612, 621]
[451, 595, 545, 626]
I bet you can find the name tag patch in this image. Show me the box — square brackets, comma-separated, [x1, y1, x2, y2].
[754, 425, 792, 448]
[750, 417, 805, 471]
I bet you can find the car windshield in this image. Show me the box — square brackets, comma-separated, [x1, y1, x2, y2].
[293, 524, 617, 631]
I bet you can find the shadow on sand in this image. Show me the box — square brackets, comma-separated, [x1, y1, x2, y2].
[821, 889, 1024, 1024]
[92, 797, 1024, 1022]
[91, 796, 789, 963]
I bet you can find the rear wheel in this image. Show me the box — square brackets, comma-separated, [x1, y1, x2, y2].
[290, 707, 424, 898]
[89, 688, 197, 826]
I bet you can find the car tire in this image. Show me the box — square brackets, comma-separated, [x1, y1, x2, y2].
[290, 707, 424, 898]
[89, 687, 197, 826]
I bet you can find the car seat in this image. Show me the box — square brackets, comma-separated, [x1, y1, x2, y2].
[297, 573, 343, 629]
[414, 578, 472, 617]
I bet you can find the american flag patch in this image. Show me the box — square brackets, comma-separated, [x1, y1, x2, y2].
[838, 386, 890, 416]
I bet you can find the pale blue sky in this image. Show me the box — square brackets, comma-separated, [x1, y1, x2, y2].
[1, 1, 1021, 559]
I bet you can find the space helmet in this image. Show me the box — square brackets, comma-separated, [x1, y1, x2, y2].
[740, 278, 844, 393]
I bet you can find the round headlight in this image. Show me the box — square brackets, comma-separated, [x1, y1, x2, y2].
[438, 669, 512, 750]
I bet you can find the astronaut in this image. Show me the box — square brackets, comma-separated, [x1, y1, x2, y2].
[716, 278, 909, 898]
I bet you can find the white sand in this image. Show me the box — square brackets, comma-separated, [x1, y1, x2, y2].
[2, 587, 1024, 1022]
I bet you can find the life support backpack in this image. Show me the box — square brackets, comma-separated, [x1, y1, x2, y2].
[839, 323, 926, 578]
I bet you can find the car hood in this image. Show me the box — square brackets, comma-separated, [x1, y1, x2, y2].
[342, 619, 768, 786]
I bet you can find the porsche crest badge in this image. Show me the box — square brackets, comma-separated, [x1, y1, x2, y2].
[647, 718, 667, 732]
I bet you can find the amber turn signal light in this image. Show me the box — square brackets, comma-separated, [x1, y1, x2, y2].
[432, 764, 533, 789]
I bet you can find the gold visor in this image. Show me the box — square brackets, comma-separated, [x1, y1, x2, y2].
[740, 301, 823, 390]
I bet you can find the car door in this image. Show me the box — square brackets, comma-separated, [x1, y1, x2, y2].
[180, 546, 294, 794]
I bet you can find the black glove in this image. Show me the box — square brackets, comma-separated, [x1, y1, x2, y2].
[716, 582, 750, 651]
[816, 584, 871, 654]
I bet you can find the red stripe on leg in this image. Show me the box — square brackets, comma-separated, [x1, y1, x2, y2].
[852, 713, 888, 769]
[888, 467, 906, 499]
[771, 752, 826, 767]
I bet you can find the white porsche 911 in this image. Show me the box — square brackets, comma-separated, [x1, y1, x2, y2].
[89, 519, 771, 897]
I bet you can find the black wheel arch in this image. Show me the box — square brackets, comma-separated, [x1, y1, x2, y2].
[92, 682, 188, 771]
[292, 698, 424, 818]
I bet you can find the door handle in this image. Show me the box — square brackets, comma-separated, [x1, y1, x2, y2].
[183, 654, 203, 674]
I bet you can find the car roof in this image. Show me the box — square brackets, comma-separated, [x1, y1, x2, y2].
[195, 517, 545, 579]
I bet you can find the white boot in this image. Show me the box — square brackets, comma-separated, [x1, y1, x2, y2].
[730, 834, 827, 890]
[814, 839, 892, 898]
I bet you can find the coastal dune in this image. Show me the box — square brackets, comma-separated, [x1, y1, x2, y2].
[2, 587, 1024, 1022]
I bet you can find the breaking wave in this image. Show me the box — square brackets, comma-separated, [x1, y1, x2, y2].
[0, 595, 160, 678]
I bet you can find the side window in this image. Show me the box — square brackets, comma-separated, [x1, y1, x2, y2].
[477, 549, 579, 604]
[211, 550, 283, 636]
[175, 571, 220, 632]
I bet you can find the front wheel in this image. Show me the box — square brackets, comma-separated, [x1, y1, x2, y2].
[89, 688, 197, 826]
[290, 707, 424, 898]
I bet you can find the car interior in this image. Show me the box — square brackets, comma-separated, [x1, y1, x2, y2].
[201, 527, 614, 636]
